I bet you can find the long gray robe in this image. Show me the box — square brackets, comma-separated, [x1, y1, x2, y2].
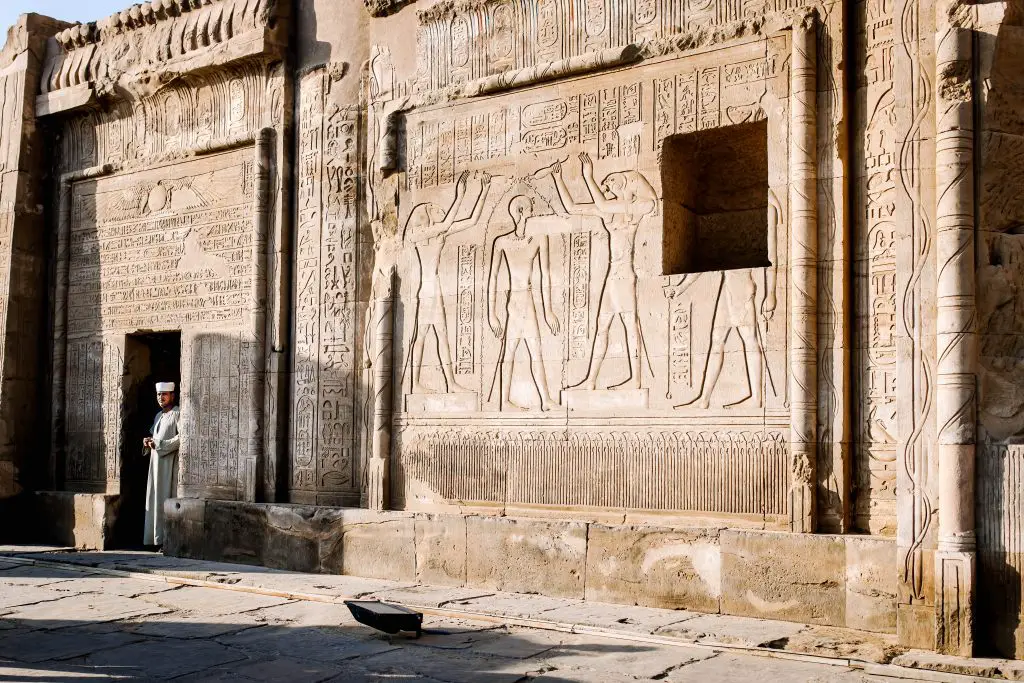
[144, 406, 180, 546]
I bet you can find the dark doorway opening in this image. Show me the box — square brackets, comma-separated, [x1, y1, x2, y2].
[116, 331, 181, 549]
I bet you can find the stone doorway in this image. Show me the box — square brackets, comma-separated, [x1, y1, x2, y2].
[116, 331, 181, 548]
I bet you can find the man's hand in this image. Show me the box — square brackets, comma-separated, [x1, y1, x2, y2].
[143, 437, 155, 450]
[546, 311, 561, 336]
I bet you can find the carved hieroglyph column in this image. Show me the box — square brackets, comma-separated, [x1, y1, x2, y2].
[789, 11, 818, 533]
[367, 268, 397, 510]
[934, 10, 977, 657]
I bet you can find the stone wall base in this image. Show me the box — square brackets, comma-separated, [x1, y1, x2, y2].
[30, 491, 120, 550]
[164, 499, 897, 633]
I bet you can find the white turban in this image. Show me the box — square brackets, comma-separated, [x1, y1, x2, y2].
[155, 382, 175, 392]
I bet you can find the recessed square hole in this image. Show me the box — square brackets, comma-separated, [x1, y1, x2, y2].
[661, 119, 771, 275]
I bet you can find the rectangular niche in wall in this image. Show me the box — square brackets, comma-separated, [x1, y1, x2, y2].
[662, 119, 770, 275]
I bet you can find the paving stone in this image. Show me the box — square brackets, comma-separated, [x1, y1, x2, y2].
[354, 647, 539, 683]
[0, 583, 69, 610]
[536, 601, 698, 634]
[472, 627, 574, 659]
[370, 585, 496, 608]
[0, 626, 142, 663]
[72, 638, 247, 679]
[530, 668, 651, 682]
[215, 624, 400, 663]
[0, 658, 123, 679]
[0, 593, 169, 629]
[447, 592, 580, 619]
[135, 585, 291, 615]
[538, 633, 716, 679]
[0, 564, 82, 587]
[125, 611, 264, 639]
[51, 575, 178, 597]
[411, 617, 504, 650]
[657, 613, 808, 647]
[226, 655, 343, 682]
[664, 652, 856, 682]
[249, 599, 361, 628]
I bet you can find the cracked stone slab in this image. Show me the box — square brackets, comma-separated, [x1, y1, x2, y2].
[216, 624, 400, 663]
[409, 617, 505, 650]
[891, 650, 1024, 680]
[352, 647, 539, 683]
[0, 584, 70, 610]
[445, 592, 580, 619]
[663, 652, 855, 682]
[50, 575, 178, 598]
[656, 613, 807, 647]
[0, 626, 143, 663]
[369, 585, 496, 608]
[530, 668, 657, 682]
[534, 601, 698, 634]
[1, 593, 171, 629]
[124, 611, 265, 639]
[249, 599, 362, 628]
[68, 637, 248, 679]
[774, 626, 906, 664]
[135, 585, 291, 615]
[472, 626, 576, 659]
[0, 565, 86, 587]
[0, 657, 125, 679]
[537, 633, 716, 679]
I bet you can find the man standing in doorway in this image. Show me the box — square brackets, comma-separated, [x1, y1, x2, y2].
[143, 382, 180, 548]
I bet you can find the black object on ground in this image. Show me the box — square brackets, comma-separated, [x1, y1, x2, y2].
[345, 600, 424, 637]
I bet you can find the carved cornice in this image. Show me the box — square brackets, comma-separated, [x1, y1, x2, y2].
[364, 0, 417, 17]
[37, 0, 284, 115]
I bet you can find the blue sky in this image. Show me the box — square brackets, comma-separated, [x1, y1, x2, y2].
[1, 0, 130, 36]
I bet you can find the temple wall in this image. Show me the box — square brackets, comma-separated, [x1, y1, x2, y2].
[0, 0, 1020, 658]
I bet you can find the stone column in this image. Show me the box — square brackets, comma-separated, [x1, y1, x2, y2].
[367, 267, 396, 511]
[934, 11, 977, 657]
[245, 128, 274, 502]
[0, 15, 67, 505]
[788, 11, 818, 533]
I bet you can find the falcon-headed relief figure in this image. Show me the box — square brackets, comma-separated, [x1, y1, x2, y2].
[404, 170, 491, 393]
[539, 153, 657, 391]
[486, 195, 561, 411]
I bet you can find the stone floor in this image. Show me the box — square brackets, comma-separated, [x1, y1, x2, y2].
[0, 546, 1013, 682]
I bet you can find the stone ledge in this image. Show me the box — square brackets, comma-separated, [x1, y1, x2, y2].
[163, 499, 897, 634]
[30, 491, 120, 550]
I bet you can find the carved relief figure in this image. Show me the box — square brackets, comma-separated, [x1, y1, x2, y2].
[486, 195, 562, 410]
[405, 171, 491, 393]
[676, 189, 780, 409]
[540, 153, 656, 390]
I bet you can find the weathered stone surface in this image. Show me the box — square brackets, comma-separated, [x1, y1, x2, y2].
[466, 516, 587, 598]
[585, 525, 721, 612]
[322, 510, 417, 581]
[31, 492, 118, 550]
[415, 514, 468, 586]
[720, 530, 845, 626]
[845, 537, 897, 634]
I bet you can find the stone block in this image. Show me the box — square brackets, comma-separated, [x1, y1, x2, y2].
[415, 513, 467, 586]
[466, 516, 586, 598]
[720, 530, 845, 626]
[845, 536, 897, 634]
[202, 500, 267, 567]
[163, 498, 206, 559]
[322, 509, 416, 581]
[585, 525, 720, 612]
[31, 491, 119, 550]
[261, 504, 324, 572]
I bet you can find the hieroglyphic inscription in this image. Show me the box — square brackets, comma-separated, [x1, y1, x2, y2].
[67, 150, 254, 334]
[291, 67, 360, 502]
[456, 244, 477, 375]
[670, 302, 692, 396]
[855, 0, 898, 533]
[65, 340, 122, 488]
[569, 230, 591, 360]
[183, 334, 242, 493]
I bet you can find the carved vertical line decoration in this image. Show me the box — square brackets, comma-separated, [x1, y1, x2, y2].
[51, 179, 72, 488]
[933, 12, 976, 656]
[368, 268, 396, 511]
[789, 12, 818, 533]
[246, 127, 273, 502]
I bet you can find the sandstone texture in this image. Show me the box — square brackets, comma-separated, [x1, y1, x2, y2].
[0, 0, 1018, 661]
